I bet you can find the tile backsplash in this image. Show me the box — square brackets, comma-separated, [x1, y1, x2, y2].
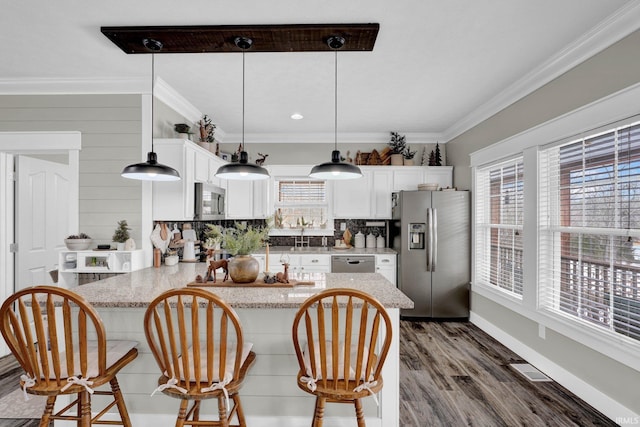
[154, 218, 389, 248]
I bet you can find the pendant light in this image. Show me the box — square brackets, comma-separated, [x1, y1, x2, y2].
[122, 38, 180, 181]
[309, 36, 362, 180]
[216, 37, 270, 181]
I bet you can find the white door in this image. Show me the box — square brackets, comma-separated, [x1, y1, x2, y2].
[15, 156, 73, 291]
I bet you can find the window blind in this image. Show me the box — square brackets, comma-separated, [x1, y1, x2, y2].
[475, 158, 524, 297]
[539, 122, 640, 342]
[277, 180, 325, 203]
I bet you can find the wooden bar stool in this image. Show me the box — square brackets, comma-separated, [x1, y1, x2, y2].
[144, 288, 255, 427]
[292, 288, 393, 427]
[0, 285, 138, 426]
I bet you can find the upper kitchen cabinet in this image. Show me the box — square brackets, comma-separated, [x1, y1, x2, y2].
[332, 169, 373, 219]
[225, 179, 269, 219]
[392, 166, 453, 192]
[332, 166, 450, 219]
[152, 139, 225, 221]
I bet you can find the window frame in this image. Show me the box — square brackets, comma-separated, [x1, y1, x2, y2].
[469, 82, 640, 373]
[473, 156, 525, 299]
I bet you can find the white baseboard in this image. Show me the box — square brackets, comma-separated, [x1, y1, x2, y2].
[470, 311, 639, 423]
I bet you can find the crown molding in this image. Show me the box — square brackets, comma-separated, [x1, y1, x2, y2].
[220, 131, 444, 145]
[442, 1, 640, 143]
[154, 77, 202, 123]
[0, 77, 148, 95]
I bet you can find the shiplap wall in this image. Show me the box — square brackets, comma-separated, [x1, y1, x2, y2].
[0, 94, 143, 247]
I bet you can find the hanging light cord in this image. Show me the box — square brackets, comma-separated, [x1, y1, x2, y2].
[334, 49, 338, 152]
[151, 53, 155, 154]
[242, 48, 246, 153]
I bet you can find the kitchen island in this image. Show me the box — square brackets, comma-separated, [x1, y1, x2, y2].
[71, 263, 413, 427]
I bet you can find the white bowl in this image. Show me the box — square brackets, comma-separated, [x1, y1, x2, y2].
[64, 238, 92, 251]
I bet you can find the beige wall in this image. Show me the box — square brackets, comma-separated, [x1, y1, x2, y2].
[447, 29, 640, 191]
[447, 29, 640, 414]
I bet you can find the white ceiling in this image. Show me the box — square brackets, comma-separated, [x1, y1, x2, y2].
[1, 0, 638, 144]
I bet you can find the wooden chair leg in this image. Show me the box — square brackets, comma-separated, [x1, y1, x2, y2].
[218, 395, 229, 427]
[110, 377, 133, 427]
[79, 390, 91, 427]
[354, 398, 366, 427]
[312, 396, 326, 427]
[192, 400, 201, 421]
[232, 394, 247, 427]
[175, 399, 188, 427]
[40, 396, 56, 427]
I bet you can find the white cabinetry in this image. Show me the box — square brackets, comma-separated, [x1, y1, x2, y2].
[152, 139, 226, 221]
[372, 170, 393, 218]
[392, 166, 452, 192]
[58, 250, 145, 287]
[225, 179, 269, 219]
[375, 254, 396, 286]
[332, 170, 372, 219]
[332, 166, 451, 219]
[253, 253, 331, 274]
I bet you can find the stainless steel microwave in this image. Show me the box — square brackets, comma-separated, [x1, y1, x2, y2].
[194, 183, 225, 220]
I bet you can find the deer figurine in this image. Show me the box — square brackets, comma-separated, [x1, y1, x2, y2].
[205, 248, 228, 283]
[276, 263, 289, 284]
[256, 153, 269, 166]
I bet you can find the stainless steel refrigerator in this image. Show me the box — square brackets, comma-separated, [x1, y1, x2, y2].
[390, 190, 470, 319]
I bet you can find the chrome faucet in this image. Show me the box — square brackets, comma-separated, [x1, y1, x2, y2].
[294, 227, 310, 248]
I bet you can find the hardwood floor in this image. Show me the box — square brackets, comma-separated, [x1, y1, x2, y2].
[400, 321, 615, 427]
[0, 320, 615, 426]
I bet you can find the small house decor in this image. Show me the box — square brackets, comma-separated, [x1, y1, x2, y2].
[112, 220, 131, 250]
[388, 131, 407, 165]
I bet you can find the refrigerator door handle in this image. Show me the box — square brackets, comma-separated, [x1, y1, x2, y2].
[427, 208, 433, 271]
[432, 208, 438, 271]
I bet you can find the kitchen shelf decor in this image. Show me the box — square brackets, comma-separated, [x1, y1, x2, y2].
[388, 131, 407, 165]
[112, 219, 131, 250]
[64, 233, 92, 250]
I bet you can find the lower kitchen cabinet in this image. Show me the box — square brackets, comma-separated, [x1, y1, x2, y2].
[253, 253, 331, 275]
[375, 254, 397, 286]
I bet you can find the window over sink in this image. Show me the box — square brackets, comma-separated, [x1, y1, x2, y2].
[272, 179, 331, 233]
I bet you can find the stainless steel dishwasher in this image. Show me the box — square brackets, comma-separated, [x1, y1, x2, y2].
[331, 255, 375, 273]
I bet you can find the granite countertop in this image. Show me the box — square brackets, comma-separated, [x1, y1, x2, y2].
[72, 263, 413, 310]
[254, 246, 397, 255]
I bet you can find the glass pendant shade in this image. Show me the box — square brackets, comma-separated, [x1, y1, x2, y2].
[309, 150, 362, 179]
[215, 151, 269, 180]
[121, 151, 180, 181]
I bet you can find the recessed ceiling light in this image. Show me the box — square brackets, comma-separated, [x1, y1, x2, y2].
[291, 113, 304, 120]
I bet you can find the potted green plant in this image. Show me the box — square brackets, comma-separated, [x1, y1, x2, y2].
[388, 131, 407, 165]
[112, 220, 131, 251]
[64, 233, 92, 250]
[209, 220, 271, 283]
[403, 146, 417, 166]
